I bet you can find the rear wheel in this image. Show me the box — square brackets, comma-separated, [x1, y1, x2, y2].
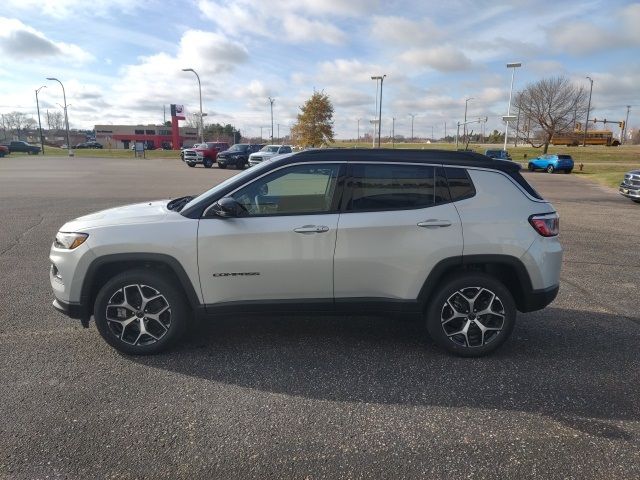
[546, 165, 555, 173]
[426, 273, 516, 357]
[93, 269, 189, 355]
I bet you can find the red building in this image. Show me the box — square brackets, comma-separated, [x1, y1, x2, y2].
[94, 124, 198, 150]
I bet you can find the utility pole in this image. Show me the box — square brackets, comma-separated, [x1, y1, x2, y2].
[392, 117, 395, 148]
[409, 113, 416, 142]
[35, 85, 46, 155]
[623, 105, 631, 144]
[431, 125, 434, 142]
[277, 123, 280, 143]
[583, 76, 593, 147]
[444, 121, 447, 142]
[514, 105, 521, 147]
[46, 77, 71, 156]
[357, 118, 360, 145]
[268, 97, 275, 143]
[464, 97, 473, 140]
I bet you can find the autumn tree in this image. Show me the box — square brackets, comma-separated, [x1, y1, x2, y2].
[513, 76, 588, 153]
[291, 90, 335, 148]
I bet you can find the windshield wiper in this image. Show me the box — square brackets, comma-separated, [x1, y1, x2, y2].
[167, 195, 195, 212]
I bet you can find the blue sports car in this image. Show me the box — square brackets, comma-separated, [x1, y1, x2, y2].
[527, 154, 574, 174]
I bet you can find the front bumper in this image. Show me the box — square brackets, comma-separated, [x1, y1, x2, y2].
[619, 184, 640, 199]
[52, 298, 90, 327]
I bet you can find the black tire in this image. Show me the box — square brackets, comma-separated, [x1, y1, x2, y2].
[527, 163, 534, 171]
[203, 158, 213, 168]
[218, 163, 227, 169]
[546, 165, 555, 173]
[187, 162, 195, 167]
[564, 169, 572, 174]
[94, 269, 189, 355]
[633, 199, 640, 204]
[425, 273, 516, 357]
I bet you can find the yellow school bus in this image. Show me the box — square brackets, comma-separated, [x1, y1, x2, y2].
[551, 129, 620, 147]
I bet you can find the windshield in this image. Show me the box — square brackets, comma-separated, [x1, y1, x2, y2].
[181, 160, 276, 211]
[228, 144, 248, 152]
[261, 146, 280, 153]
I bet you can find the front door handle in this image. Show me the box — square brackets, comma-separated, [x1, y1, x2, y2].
[293, 225, 330, 234]
[417, 219, 452, 228]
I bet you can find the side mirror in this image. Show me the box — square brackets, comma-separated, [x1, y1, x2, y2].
[210, 197, 246, 218]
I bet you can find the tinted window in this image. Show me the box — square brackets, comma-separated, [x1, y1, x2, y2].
[231, 163, 341, 216]
[444, 168, 475, 201]
[280, 146, 292, 154]
[558, 155, 572, 160]
[347, 164, 435, 211]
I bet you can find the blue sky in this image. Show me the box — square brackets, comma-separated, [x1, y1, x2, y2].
[1, 0, 638, 139]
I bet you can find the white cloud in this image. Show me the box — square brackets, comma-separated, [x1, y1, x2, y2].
[370, 16, 442, 46]
[198, 0, 350, 45]
[400, 46, 472, 72]
[0, 17, 93, 63]
[3, 0, 140, 18]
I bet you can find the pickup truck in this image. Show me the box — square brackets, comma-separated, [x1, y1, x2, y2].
[1, 140, 41, 155]
[183, 142, 229, 168]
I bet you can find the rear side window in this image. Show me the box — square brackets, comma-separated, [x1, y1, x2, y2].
[445, 167, 475, 201]
[346, 164, 435, 211]
[558, 155, 572, 160]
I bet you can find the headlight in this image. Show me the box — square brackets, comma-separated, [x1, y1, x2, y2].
[54, 232, 88, 250]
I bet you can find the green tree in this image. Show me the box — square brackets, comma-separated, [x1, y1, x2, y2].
[291, 91, 334, 147]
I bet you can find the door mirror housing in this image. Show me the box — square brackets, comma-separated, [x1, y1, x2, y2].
[210, 197, 246, 218]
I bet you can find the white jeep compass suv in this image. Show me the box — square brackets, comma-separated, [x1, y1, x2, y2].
[50, 149, 562, 357]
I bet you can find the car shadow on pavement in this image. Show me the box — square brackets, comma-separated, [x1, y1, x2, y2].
[131, 307, 638, 440]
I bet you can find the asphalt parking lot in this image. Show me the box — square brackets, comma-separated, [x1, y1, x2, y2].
[1, 155, 639, 479]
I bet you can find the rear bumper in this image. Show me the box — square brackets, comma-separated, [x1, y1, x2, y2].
[519, 284, 559, 312]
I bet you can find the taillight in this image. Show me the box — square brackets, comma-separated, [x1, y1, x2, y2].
[529, 213, 559, 237]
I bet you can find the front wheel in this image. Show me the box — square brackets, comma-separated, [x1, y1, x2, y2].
[203, 158, 213, 168]
[218, 163, 227, 169]
[527, 163, 534, 171]
[187, 162, 195, 167]
[426, 273, 516, 357]
[546, 165, 555, 173]
[93, 269, 189, 355]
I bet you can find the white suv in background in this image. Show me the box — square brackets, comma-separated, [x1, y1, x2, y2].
[50, 149, 562, 357]
[248, 144, 292, 166]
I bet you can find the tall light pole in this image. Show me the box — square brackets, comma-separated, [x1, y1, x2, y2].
[392, 117, 396, 148]
[357, 118, 361, 144]
[182, 68, 204, 143]
[623, 105, 631, 144]
[463, 97, 473, 140]
[35, 85, 46, 155]
[268, 97, 275, 143]
[503, 62, 522, 150]
[46, 77, 71, 155]
[583, 76, 594, 147]
[409, 113, 416, 142]
[371, 75, 386, 147]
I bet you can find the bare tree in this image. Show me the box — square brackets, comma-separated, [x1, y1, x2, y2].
[513, 76, 588, 153]
[46, 110, 65, 132]
[3, 112, 36, 140]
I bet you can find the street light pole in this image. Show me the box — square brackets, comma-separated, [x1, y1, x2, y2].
[35, 85, 46, 155]
[623, 105, 631, 144]
[392, 117, 395, 148]
[371, 75, 386, 147]
[268, 97, 275, 143]
[504, 62, 522, 150]
[464, 97, 473, 141]
[583, 76, 594, 147]
[357, 118, 360, 145]
[182, 68, 204, 143]
[46, 77, 71, 155]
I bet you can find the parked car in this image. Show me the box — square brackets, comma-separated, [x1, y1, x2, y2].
[619, 169, 640, 203]
[1, 140, 41, 155]
[49, 148, 562, 357]
[248, 145, 293, 166]
[527, 154, 574, 173]
[484, 149, 512, 161]
[216, 144, 264, 169]
[0, 145, 9, 157]
[74, 141, 103, 149]
[182, 142, 230, 168]
[180, 143, 202, 160]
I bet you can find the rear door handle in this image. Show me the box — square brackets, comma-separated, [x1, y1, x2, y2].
[417, 219, 452, 228]
[293, 225, 330, 234]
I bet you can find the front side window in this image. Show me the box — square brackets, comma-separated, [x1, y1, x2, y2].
[346, 164, 436, 211]
[231, 163, 341, 216]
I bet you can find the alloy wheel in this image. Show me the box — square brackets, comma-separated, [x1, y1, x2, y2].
[105, 284, 171, 346]
[440, 287, 505, 348]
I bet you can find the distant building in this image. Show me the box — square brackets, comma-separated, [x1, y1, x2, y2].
[94, 124, 198, 150]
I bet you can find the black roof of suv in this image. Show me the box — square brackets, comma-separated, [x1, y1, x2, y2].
[182, 149, 535, 218]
